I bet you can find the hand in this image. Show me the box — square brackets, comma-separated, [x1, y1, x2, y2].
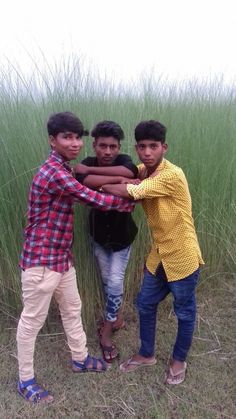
[73, 163, 89, 175]
[120, 177, 141, 185]
[138, 167, 147, 180]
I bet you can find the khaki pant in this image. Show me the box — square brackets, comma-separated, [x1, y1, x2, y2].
[16, 265, 88, 381]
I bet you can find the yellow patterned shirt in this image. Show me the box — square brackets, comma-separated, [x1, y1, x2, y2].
[127, 159, 204, 281]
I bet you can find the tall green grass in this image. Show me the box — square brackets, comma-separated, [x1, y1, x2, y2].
[0, 58, 235, 328]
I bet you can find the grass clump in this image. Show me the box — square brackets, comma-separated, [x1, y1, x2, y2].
[0, 57, 235, 331]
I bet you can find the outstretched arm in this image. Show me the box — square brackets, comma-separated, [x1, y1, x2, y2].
[50, 168, 135, 211]
[101, 183, 131, 198]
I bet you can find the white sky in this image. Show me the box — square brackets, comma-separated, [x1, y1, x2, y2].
[0, 0, 235, 86]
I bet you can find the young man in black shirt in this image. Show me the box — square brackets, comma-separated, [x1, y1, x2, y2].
[75, 121, 138, 362]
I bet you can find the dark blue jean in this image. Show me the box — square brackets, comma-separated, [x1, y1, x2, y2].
[137, 264, 199, 362]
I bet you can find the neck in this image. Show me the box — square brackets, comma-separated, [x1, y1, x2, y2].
[146, 157, 164, 176]
[147, 167, 157, 176]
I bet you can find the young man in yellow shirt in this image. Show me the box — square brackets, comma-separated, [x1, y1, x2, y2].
[101, 120, 204, 385]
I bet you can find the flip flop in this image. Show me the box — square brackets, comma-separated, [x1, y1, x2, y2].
[165, 362, 187, 385]
[119, 357, 157, 372]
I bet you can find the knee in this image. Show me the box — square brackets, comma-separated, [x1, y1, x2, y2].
[60, 296, 82, 315]
[107, 278, 124, 296]
[136, 293, 156, 315]
[17, 317, 43, 339]
[174, 304, 196, 322]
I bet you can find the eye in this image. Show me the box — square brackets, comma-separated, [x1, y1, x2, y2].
[62, 133, 71, 139]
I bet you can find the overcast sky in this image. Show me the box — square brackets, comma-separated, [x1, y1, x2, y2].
[0, 0, 235, 86]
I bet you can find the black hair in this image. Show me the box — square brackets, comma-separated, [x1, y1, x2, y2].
[91, 120, 124, 142]
[135, 120, 166, 143]
[47, 112, 88, 137]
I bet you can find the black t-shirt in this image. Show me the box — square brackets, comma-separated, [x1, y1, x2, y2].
[76, 154, 138, 251]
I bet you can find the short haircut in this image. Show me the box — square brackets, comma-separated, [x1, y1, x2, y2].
[135, 120, 166, 143]
[91, 120, 124, 141]
[47, 112, 88, 137]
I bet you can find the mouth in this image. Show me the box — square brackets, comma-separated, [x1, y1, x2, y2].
[70, 150, 80, 154]
[143, 160, 154, 165]
[102, 158, 113, 163]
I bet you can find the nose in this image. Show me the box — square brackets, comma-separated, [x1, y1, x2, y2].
[104, 146, 112, 155]
[144, 146, 151, 156]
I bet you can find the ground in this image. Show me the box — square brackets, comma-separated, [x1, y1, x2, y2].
[0, 277, 235, 419]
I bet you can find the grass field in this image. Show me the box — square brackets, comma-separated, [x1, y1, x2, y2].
[0, 275, 235, 418]
[0, 59, 235, 417]
[0, 65, 235, 322]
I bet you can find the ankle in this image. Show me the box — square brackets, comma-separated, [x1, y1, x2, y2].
[171, 359, 185, 372]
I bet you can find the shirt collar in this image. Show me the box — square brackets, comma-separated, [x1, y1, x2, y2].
[50, 150, 72, 172]
[146, 158, 166, 177]
[157, 158, 165, 172]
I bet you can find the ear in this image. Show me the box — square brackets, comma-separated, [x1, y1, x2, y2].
[92, 140, 96, 150]
[49, 135, 55, 148]
[163, 143, 168, 154]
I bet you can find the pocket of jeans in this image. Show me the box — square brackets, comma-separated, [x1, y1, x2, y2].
[22, 266, 45, 286]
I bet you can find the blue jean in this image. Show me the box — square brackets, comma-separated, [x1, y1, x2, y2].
[93, 241, 131, 322]
[137, 264, 199, 361]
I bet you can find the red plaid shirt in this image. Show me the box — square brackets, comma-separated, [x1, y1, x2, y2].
[20, 151, 135, 272]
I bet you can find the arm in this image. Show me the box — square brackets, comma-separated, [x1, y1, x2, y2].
[102, 170, 178, 200]
[101, 183, 131, 198]
[77, 174, 140, 190]
[74, 154, 138, 180]
[50, 168, 135, 211]
[75, 155, 138, 190]
[74, 163, 136, 178]
[77, 174, 127, 190]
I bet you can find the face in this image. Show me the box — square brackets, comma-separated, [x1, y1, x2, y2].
[49, 131, 83, 161]
[93, 137, 120, 166]
[135, 140, 168, 172]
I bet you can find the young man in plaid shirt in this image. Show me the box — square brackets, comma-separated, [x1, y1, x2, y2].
[17, 112, 135, 403]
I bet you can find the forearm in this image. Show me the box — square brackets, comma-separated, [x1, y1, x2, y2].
[75, 164, 135, 178]
[82, 175, 123, 189]
[101, 183, 131, 198]
[52, 170, 134, 211]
